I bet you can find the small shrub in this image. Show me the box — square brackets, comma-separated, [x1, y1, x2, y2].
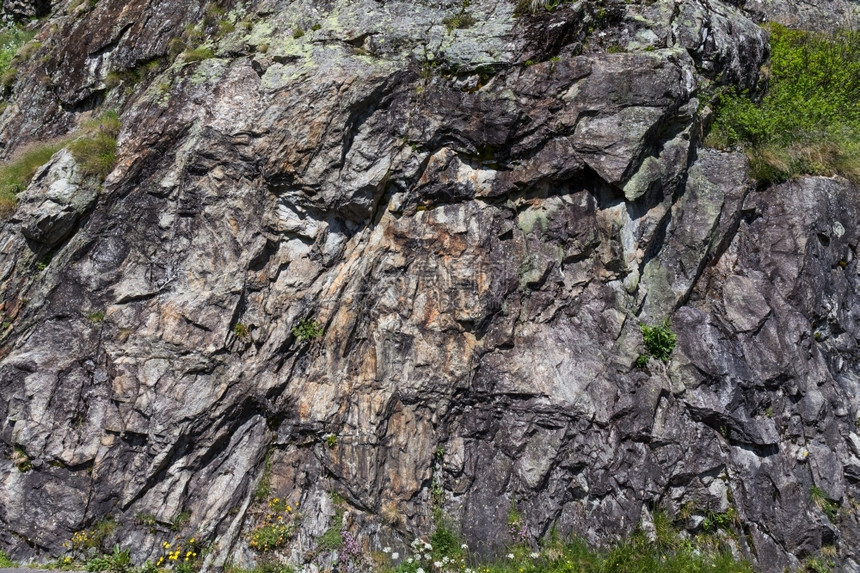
[640, 319, 677, 363]
[233, 322, 250, 340]
[0, 26, 35, 80]
[324, 434, 337, 448]
[292, 317, 323, 342]
[292, 28, 304, 39]
[318, 527, 343, 551]
[67, 517, 117, 558]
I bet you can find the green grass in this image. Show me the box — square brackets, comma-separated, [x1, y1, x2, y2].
[68, 111, 120, 179]
[0, 141, 65, 216]
[183, 47, 214, 62]
[0, 549, 15, 567]
[380, 513, 752, 573]
[708, 24, 860, 183]
[0, 26, 37, 89]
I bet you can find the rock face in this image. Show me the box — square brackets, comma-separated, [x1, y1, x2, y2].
[0, 0, 857, 571]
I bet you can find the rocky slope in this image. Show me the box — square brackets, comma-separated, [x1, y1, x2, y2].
[0, 0, 859, 571]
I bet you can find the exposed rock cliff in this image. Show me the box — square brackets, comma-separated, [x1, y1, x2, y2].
[0, 0, 858, 571]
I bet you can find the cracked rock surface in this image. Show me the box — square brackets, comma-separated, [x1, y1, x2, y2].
[0, 0, 858, 571]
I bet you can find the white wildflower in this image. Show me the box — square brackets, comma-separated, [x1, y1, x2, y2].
[423, 553, 431, 560]
[391, 552, 399, 560]
[460, 543, 469, 550]
[434, 561, 443, 568]
[529, 552, 540, 559]
[417, 568, 425, 573]
[424, 543, 433, 551]
[383, 547, 391, 554]
[507, 553, 515, 559]
[407, 558, 414, 564]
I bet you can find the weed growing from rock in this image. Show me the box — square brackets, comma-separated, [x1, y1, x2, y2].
[639, 318, 677, 364]
[292, 317, 323, 342]
[69, 111, 121, 180]
[810, 486, 840, 522]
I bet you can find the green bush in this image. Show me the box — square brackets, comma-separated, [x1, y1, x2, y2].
[708, 24, 860, 183]
[640, 319, 677, 363]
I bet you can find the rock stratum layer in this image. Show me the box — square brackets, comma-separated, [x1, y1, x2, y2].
[0, 0, 859, 570]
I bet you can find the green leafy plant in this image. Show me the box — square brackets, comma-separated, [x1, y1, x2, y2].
[701, 507, 739, 534]
[708, 24, 860, 183]
[0, 550, 14, 567]
[640, 319, 677, 363]
[324, 434, 337, 448]
[85, 545, 132, 573]
[292, 317, 323, 342]
[634, 354, 650, 369]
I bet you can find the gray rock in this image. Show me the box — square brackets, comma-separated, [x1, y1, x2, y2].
[0, 0, 856, 572]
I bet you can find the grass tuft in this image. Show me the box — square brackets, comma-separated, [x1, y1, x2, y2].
[68, 111, 120, 179]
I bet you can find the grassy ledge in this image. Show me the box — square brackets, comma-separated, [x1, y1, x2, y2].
[707, 24, 860, 184]
[0, 141, 65, 217]
[0, 111, 120, 219]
